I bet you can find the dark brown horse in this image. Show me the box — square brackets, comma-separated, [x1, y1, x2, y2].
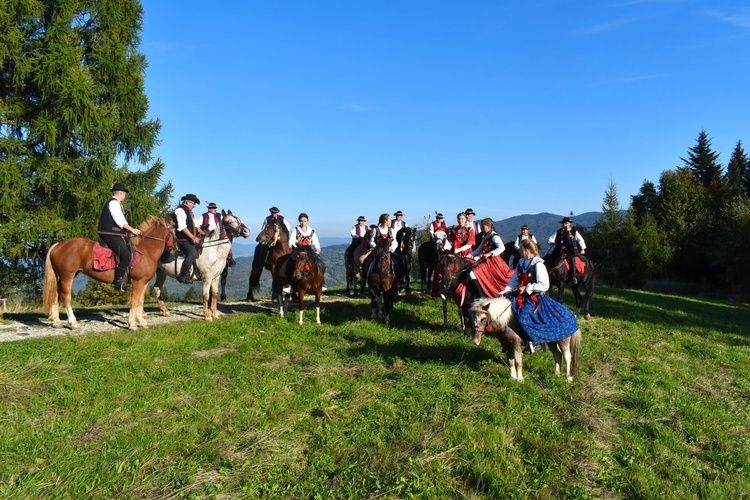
[438, 253, 476, 332]
[43, 217, 175, 331]
[344, 227, 374, 297]
[247, 218, 291, 301]
[395, 226, 417, 295]
[273, 247, 326, 324]
[544, 252, 596, 319]
[368, 236, 401, 327]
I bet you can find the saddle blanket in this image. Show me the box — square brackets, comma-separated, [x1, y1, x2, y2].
[564, 256, 586, 275]
[92, 243, 141, 271]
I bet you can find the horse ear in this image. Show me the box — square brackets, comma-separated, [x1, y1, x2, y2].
[482, 303, 491, 313]
[228, 209, 233, 215]
[222, 209, 227, 216]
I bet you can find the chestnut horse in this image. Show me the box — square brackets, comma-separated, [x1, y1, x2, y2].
[247, 218, 291, 301]
[368, 236, 402, 327]
[43, 216, 174, 331]
[467, 297, 582, 383]
[273, 247, 326, 324]
[153, 211, 249, 321]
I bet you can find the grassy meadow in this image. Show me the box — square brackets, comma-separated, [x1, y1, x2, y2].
[1, 287, 749, 498]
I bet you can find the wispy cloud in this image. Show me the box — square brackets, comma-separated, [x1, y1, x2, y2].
[705, 9, 750, 29]
[590, 74, 663, 86]
[572, 18, 636, 37]
[338, 103, 373, 112]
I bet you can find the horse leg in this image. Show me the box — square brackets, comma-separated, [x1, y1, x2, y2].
[153, 268, 170, 317]
[384, 291, 392, 328]
[211, 277, 221, 320]
[130, 281, 149, 330]
[297, 290, 305, 325]
[572, 285, 583, 316]
[315, 290, 322, 325]
[58, 275, 80, 331]
[370, 294, 378, 321]
[441, 297, 449, 330]
[220, 265, 228, 301]
[549, 341, 563, 377]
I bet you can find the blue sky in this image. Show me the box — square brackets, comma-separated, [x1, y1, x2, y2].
[138, 0, 750, 237]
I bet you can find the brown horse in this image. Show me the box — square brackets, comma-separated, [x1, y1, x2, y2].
[468, 298, 582, 383]
[345, 227, 374, 297]
[273, 247, 326, 324]
[368, 235, 401, 327]
[247, 218, 292, 301]
[43, 217, 174, 331]
[438, 253, 476, 332]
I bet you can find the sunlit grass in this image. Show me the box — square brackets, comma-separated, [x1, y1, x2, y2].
[0, 287, 748, 498]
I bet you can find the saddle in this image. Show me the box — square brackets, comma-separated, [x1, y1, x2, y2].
[92, 242, 141, 271]
[563, 256, 587, 275]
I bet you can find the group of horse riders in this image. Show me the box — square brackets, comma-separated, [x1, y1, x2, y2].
[98, 185, 238, 289]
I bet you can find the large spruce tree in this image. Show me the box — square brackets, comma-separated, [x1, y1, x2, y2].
[681, 129, 723, 189]
[0, 0, 172, 298]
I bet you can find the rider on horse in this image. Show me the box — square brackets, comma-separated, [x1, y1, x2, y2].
[173, 193, 204, 284]
[287, 212, 326, 294]
[448, 212, 475, 258]
[97, 182, 142, 291]
[261, 206, 291, 234]
[467, 218, 513, 298]
[429, 213, 447, 249]
[549, 216, 587, 285]
[346, 215, 368, 267]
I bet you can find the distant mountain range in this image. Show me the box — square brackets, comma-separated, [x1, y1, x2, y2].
[230, 212, 601, 257]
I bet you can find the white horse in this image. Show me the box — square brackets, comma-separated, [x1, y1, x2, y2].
[467, 297, 582, 383]
[153, 210, 250, 321]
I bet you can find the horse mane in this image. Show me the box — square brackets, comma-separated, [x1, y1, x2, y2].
[470, 297, 514, 328]
[138, 216, 166, 231]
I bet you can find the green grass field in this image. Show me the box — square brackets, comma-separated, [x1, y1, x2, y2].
[1, 287, 749, 498]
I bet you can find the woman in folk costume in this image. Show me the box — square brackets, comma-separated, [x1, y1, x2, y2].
[501, 239, 578, 353]
[467, 218, 514, 297]
[447, 211, 475, 258]
[429, 212, 448, 248]
[366, 213, 403, 278]
[286, 213, 326, 293]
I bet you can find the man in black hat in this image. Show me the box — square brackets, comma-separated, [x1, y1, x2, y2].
[390, 211, 408, 232]
[549, 216, 587, 285]
[97, 182, 142, 291]
[201, 201, 222, 233]
[261, 206, 291, 233]
[174, 193, 204, 283]
[429, 213, 447, 248]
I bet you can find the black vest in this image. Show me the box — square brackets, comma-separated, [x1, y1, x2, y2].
[98, 198, 126, 235]
[174, 204, 195, 241]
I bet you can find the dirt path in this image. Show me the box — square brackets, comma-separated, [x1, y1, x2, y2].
[0, 293, 357, 343]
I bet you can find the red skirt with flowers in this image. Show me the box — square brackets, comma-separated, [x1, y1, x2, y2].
[472, 255, 513, 297]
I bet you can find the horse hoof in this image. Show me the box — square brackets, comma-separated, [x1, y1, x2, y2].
[567, 376, 574, 383]
[71, 324, 81, 331]
[205, 317, 213, 322]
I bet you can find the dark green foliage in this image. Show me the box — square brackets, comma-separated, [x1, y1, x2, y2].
[76, 279, 130, 306]
[0, 0, 172, 298]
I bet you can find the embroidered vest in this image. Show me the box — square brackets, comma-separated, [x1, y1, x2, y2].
[296, 227, 315, 246]
[481, 232, 500, 253]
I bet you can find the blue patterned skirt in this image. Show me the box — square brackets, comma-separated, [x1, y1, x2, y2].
[510, 293, 579, 343]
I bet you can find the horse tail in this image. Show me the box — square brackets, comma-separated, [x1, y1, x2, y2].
[569, 329, 582, 377]
[43, 243, 59, 316]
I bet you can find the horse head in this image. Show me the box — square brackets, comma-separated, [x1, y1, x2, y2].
[373, 236, 393, 272]
[439, 253, 471, 289]
[467, 300, 492, 346]
[256, 219, 280, 245]
[222, 210, 251, 239]
[292, 248, 315, 280]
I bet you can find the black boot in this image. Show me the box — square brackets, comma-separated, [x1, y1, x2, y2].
[569, 272, 578, 285]
[113, 266, 128, 292]
[177, 263, 193, 284]
[469, 277, 484, 298]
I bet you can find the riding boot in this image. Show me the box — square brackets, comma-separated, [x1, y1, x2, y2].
[569, 271, 578, 285]
[193, 265, 202, 281]
[113, 266, 128, 292]
[469, 277, 484, 298]
[177, 262, 193, 284]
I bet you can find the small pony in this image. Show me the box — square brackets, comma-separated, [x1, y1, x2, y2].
[467, 297, 582, 383]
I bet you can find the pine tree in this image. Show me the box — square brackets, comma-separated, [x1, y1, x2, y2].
[681, 129, 723, 189]
[0, 0, 172, 298]
[725, 140, 750, 198]
[630, 180, 660, 224]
